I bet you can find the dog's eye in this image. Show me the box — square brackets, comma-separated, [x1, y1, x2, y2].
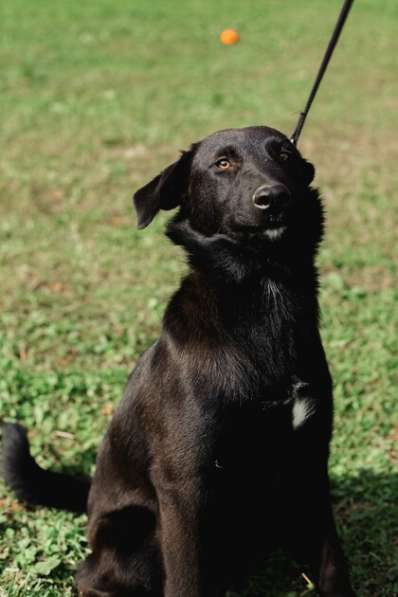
[215, 158, 231, 171]
[279, 150, 291, 162]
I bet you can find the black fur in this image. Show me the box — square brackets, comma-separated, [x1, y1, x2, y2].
[2, 422, 90, 513]
[2, 126, 356, 597]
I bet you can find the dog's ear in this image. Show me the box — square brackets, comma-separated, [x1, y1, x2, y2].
[301, 159, 315, 186]
[133, 149, 194, 229]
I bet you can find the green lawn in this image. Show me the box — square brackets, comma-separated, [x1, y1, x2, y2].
[1, 1, 397, 595]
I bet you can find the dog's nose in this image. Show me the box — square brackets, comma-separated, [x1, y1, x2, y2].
[252, 184, 291, 210]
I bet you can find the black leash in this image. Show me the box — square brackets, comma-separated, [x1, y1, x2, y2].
[290, 0, 355, 146]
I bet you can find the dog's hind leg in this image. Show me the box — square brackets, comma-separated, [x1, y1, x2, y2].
[77, 545, 163, 597]
[76, 505, 164, 597]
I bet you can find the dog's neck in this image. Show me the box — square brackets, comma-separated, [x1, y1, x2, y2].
[167, 215, 321, 295]
[163, 252, 321, 394]
[165, 231, 320, 336]
[184, 260, 319, 318]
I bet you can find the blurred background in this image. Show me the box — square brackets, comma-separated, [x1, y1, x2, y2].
[0, 1, 397, 595]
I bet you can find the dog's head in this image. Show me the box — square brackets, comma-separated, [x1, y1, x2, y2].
[133, 126, 316, 242]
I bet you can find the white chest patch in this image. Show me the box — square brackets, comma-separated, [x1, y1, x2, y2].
[292, 397, 316, 429]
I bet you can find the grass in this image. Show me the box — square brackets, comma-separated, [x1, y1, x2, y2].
[0, 0, 397, 594]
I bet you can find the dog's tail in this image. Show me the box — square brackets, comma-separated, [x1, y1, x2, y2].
[1, 422, 91, 514]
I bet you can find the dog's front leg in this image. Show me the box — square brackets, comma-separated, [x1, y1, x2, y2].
[296, 480, 355, 597]
[156, 475, 221, 597]
[287, 461, 357, 597]
[157, 476, 201, 597]
[286, 382, 357, 597]
[308, 488, 357, 597]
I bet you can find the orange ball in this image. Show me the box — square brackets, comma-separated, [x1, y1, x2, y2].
[220, 28, 240, 45]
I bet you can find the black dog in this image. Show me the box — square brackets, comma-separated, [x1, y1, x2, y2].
[2, 126, 356, 597]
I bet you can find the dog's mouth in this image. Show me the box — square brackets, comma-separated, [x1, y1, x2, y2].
[227, 212, 288, 240]
[260, 213, 288, 240]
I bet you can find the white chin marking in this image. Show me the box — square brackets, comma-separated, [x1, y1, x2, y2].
[292, 397, 315, 430]
[264, 226, 286, 240]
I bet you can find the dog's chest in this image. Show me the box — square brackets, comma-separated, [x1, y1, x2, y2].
[218, 295, 316, 390]
[213, 384, 317, 474]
